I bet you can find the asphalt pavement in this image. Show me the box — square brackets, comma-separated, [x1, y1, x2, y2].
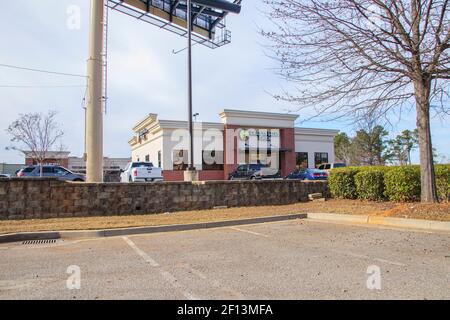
[0, 219, 449, 299]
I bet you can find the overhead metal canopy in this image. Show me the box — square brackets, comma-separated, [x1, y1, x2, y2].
[107, 0, 242, 49]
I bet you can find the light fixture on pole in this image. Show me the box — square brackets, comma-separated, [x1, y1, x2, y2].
[193, 113, 200, 122]
[184, 0, 241, 182]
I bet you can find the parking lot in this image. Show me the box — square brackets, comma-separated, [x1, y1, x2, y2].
[0, 219, 449, 299]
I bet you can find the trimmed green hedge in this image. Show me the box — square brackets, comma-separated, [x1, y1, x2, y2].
[328, 168, 360, 199]
[436, 165, 450, 202]
[355, 170, 385, 201]
[328, 164, 450, 202]
[384, 166, 421, 202]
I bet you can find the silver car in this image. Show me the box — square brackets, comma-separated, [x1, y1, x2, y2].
[17, 165, 85, 181]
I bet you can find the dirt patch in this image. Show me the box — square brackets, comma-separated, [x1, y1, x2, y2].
[379, 202, 450, 221]
[0, 199, 448, 234]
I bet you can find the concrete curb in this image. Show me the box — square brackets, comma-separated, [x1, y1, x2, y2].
[0, 213, 307, 244]
[307, 212, 450, 232]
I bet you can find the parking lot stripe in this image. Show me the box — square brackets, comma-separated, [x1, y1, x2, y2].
[179, 263, 245, 299]
[122, 236, 159, 267]
[374, 258, 407, 267]
[122, 236, 199, 300]
[331, 249, 407, 267]
[229, 226, 269, 238]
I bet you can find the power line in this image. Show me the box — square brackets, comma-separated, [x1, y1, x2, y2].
[0, 85, 86, 88]
[0, 63, 87, 78]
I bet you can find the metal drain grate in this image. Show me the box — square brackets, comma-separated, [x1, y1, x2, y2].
[22, 239, 57, 245]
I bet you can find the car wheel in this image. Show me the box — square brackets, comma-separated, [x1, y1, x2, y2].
[250, 176, 256, 180]
[73, 178, 83, 182]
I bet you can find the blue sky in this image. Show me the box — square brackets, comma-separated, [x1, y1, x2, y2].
[0, 0, 448, 164]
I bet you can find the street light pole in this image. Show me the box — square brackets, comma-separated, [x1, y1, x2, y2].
[183, 0, 199, 182]
[187, 0, 195, 172]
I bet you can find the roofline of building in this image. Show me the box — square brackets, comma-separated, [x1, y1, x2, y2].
[68, 156, 131, 160]
[219, 109, 300, 121]
[132, 113, 158, 132]
[129, 119, 224, 147]
[295, 127, 340, 136]
[157, 119, 223, 130]
[23, 151, 71, 156]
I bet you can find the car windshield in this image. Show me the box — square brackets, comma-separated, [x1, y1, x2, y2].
[249, 164, 267, 170]
[54, 167, 70, 175]
[22, 167, 35, 173]
[132, 162, 153, 168]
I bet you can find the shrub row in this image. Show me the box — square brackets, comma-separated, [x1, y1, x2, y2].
[329, 165, 450, 202]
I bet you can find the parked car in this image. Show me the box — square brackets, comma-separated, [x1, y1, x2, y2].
[316, 162, 346, 171]
[120, 162, 163, 183]
[286, 168, 328, 181]
[229, 163, 281, 180]
[16, 165, 85, 181]
[0, 173, 10, 178]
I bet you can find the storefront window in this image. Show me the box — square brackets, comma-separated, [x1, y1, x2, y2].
[158, 151, 161, 168]
[296, 152, 308, 169]
[202, 150, 224, 170]
[173, 150, 188, 171]
[242, 150, 279, 169]
[314, 152, 329, 167]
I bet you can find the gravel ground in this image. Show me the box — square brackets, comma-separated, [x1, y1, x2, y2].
[0, 199, 448, 234]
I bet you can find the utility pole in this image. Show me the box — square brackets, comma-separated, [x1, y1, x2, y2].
[184, 0, 198, 181]
[86, 0, 105, 182]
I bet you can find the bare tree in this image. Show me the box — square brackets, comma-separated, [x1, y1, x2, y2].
[6, 111, 64, 177]
[262, 0, 449, 202]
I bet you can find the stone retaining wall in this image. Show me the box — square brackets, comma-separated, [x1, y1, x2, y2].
[0, 178, 329, 220]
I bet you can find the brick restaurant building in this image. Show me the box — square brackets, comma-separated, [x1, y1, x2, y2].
[129, 109, 339, 181]
[24, 151, 71, 168]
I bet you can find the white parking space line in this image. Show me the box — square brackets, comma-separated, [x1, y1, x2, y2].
[307, 218, 437, 235]
[229, 224, 407, 267]
[122, 236, 159, 267]
[374, 257, 408, 267]
[229, 226, 270, 238]
[179, 263, 245, 299]
[331, 249, 407, 267]
[122, 236, 198, 300]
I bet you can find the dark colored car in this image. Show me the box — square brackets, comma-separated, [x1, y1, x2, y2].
[17, 165, 85, 181]
[229, 163, 281, 180]
[286, 168, 328, 180]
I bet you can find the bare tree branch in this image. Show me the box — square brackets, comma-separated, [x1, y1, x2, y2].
[6, 111, 64, 177]
[262, 0, 449, 202]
